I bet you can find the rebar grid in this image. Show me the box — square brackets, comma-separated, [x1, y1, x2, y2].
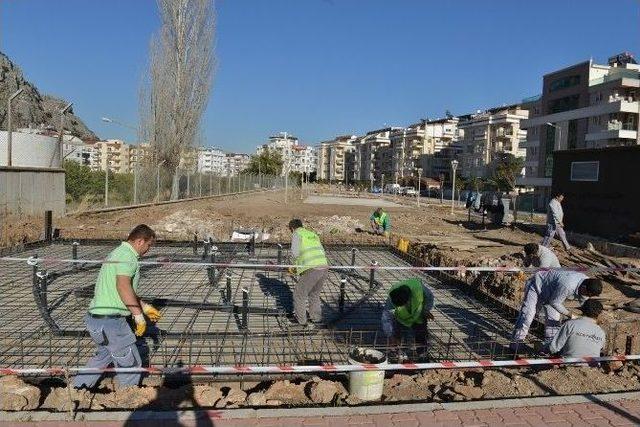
[0, 240, 543, 369]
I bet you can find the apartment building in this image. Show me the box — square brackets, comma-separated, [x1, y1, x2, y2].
[90, 139, 137, 173]
[225, 153, 250, 176]
[317, 135, 357, 182]
[457, 104, 529, 179]
[197, 146, 226, 174]
[257, 132, 317, 175]
[354, 127, 396, 182]
[390, 123, 424, 181]
[62, 134, 95, 166]
[518, 52, 640, 203]
[419, 117, 462, 179]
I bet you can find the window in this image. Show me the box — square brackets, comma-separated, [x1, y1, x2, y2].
[570, 161, 599, 181]
[549, 75, 581, 92]
[549, 95, 580, 113]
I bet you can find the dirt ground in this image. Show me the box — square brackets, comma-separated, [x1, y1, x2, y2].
[2, 187, 640, 409]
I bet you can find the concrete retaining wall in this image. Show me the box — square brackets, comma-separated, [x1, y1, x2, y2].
[0, 167, 65, 216]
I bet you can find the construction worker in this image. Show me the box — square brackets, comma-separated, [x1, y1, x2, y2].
[74, 224, 161, 389]
[370, 208, 390, 237]
[523, 243, 560, 268]
[511, 270, 603, 348]
[382, 277, 435, 346]
[542, 191, 571, 253]
[549, 299, 605, 358]
[288, 219, 328, 327]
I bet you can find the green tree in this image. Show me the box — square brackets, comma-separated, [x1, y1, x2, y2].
[489, 153, 524, 192]
[64, 160, 103, 201]
[244, 148, 283, 176]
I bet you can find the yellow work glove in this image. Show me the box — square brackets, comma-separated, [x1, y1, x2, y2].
[288, 267, 296, 275]
[142, 302, 161, 322]
[133, 313, 147, 337]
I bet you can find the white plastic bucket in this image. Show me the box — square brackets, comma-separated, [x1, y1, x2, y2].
[348, 347, 387, 401]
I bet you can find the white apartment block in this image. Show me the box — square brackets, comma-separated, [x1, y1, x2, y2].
[457, 105, 529, 179]
[353, 127, 396, 182]
[257, 132, 317, 175]
[518, 52, 640, 202]
[316, 135, 357, 182]
[62, 134, 95, 166]
[419, 117, 463, 179]
[197, 146, 226, 174]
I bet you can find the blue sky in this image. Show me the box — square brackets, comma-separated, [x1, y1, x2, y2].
[1, 0, 639, 152]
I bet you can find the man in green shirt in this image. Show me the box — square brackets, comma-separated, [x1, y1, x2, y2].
[74, 224, 161, 389]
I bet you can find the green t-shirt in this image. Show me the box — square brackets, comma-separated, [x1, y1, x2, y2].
[89, 242, 140, 315]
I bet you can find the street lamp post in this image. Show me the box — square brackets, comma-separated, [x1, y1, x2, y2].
[417, 167, 423, 207]
[450, 160, 459, 215]
[102, 116, 140, 203]
[6, 88, 24, 166]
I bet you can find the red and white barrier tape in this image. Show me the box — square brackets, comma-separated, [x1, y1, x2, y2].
[1, 255, 638, 274]
[1, 355, 638, 376]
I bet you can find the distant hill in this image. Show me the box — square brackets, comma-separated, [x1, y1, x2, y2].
[0, 51, 98, 141]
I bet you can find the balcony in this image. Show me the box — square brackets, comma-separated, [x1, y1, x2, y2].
[585, 122, 638, 142]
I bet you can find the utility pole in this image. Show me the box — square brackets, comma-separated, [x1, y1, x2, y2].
[6, 88, 24, 167]
[57, 103, 72, 167]
[451, 159, 459, 214]
[417, 167, 423, 207]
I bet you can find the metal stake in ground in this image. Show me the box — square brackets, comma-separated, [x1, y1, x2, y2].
[369, 261, 378, 292]
[71, 242, 80, 271]
[339, 276, 347, 313]
[241, 288, 249, 330]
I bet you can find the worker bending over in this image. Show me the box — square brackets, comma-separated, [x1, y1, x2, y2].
[524, 243, 560, 268]
[74, 224, 161, 389]
[370, 208, 390, 237]
[512, 270, 602, 346]
[549, 299, 605, 358]
[289, 219, 328, 327]
[382, 278, 434, 346]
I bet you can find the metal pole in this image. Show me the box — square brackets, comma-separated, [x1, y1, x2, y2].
[209, 172, 212, 196]
[369, 261, 377, 291]
[133, 161, 138, 204]
[241, 288, 249, 330]
[58, 103, 72, 167]
[351, 247, 357, 266]
[72, 241, 79, 271]
[44, 211, 53, 242]
[451, 168, 456, 214]
[199, 173, 202, 197]
[187, 173, 191, 198]
[339, 276, 346, 313]
[7, 88, 24, 167]
[225, 274, 232, 302]
[156, 165, 160, 202]
[104, 165, 109, 207]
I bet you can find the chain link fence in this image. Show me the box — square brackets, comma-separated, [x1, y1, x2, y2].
[66, 163, 290, 212]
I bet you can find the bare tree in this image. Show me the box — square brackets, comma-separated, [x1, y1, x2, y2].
[141, 0, 216, 200]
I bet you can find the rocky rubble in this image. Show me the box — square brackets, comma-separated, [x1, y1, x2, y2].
[3, 364, 639, 412]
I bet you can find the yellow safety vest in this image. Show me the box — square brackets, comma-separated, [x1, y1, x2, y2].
[294, 228, 328, 275]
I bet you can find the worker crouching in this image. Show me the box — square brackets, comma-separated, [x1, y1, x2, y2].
[382, 278, 434, 352]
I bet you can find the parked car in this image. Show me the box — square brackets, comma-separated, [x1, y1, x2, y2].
[384, 183, 401, 194]
[404, 187, 417, 196]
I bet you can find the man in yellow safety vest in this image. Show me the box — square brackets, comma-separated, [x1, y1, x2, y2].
[382, 278, 434, 346]
[288, 218, 329, 327]
[370, 208, 390, 237]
